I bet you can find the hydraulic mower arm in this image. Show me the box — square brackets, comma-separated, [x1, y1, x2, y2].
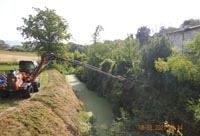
[30, 53, 57, 82]
[31, 53, 126, 81]
[31, 53, 132, 90]
[55, 55, 126, 82]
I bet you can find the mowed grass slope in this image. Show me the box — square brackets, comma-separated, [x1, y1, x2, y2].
[0, 69, 81, 136]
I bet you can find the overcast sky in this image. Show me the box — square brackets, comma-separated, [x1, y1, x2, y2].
[0, 0, 200, 45]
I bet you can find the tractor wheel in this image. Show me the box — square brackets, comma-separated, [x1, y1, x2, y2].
[33, 82, 40, 92]
[23, 85, 34, 98]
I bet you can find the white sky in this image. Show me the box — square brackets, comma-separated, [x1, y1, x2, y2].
[0, 0, 200, 45]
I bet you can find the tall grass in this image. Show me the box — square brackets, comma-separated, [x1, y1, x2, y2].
[39, 72, 47, 89]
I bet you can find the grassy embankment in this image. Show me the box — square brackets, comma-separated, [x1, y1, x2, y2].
[0, 69, 81, 136]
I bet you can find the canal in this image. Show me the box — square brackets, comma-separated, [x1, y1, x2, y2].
[66, 74, 114, 135]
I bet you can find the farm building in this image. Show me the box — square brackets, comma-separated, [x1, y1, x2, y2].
[167, 25, 200, 52]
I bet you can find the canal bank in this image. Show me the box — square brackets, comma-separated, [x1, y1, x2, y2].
[66, 74, 114, 135]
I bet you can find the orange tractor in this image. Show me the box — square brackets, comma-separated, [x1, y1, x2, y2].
[0, 53, 127, 98]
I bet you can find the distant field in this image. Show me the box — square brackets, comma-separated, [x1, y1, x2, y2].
[0, 50, 36, 56]
[0, 51, 39, 71]
[0, 65, 18, 71]
[0, 50, 39, 62]
[0, 62, 18, 71]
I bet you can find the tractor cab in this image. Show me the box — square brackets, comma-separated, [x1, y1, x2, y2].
[19, 61, 38, 74]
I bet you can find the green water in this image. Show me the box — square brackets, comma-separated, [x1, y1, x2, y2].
[66, 75, 114, 135]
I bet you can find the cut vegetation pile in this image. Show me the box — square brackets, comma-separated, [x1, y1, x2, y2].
[0, 69, 81, 136]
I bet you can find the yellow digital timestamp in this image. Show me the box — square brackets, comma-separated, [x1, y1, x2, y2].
[137, 124, 183, 131]
[138, 121, 184, 136]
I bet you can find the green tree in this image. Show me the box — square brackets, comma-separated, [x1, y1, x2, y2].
[156, 33, 200, 83]
[136, 26, 150, 45]
[17, 7, 71, 55]
[180, 19, 200, 28]
[0, 40, 6, 45]
[92, 25, 104, 44]
[142, 36, 172, 77]
[155, 55, 198, 81]
[0, 40, 9, 50]
[157, 26, 177, 35]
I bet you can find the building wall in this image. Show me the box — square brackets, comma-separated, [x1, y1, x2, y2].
[168, 27, 200, 51]
[168, 32, 183, 49]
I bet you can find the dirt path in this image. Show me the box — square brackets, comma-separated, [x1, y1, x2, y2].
[0, 54, 39, 61]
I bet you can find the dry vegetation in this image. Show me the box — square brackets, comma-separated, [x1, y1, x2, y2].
[0, 51, 38, 71]
[0, 54, 39, 62]
[0, 69, 81, 136]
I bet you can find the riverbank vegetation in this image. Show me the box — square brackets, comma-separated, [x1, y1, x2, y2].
[74, 33, 200, 136]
